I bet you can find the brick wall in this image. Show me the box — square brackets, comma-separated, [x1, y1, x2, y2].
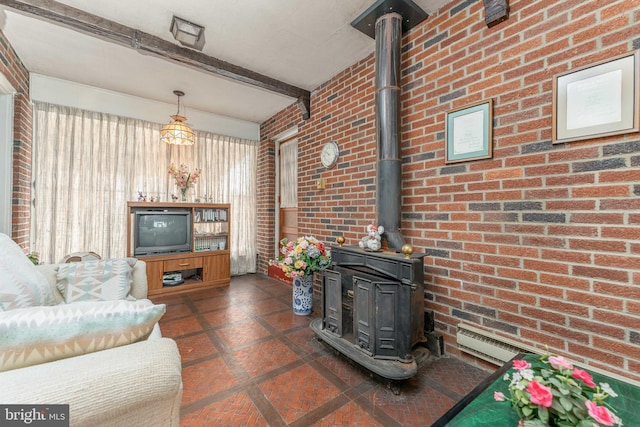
[0, 30, 31, 248]
[259, 0, 640, 381]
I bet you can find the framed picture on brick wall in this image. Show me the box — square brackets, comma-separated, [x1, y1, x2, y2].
[445, 99, 493, 164]
[553, 50, 640, 144]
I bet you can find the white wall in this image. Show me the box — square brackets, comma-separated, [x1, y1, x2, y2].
[30, 74, 260, 141]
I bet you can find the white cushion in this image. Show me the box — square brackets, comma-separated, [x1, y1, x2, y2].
[0, 233, 56, 311]
[0, 299, 166, 372]
[56, 258, 137, 303]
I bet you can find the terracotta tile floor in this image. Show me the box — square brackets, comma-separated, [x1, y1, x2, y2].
[155, 274, 492, 427]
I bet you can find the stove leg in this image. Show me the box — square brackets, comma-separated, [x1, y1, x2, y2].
[387, 380, 402, 395]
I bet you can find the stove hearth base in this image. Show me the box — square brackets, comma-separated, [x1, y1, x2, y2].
[310, 317, 418, 380]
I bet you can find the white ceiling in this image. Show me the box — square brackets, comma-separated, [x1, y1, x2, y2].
[0, 0, 451, 124]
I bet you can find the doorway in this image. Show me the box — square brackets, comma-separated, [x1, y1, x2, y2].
[278, 136, 298, 246]
[268, 127, 298, 282]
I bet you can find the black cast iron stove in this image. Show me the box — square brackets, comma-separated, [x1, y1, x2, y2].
[310, 245, 425, 380]
[310, 0, 430, 381]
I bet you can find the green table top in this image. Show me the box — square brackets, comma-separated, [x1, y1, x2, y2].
[434, 354, 640, 427]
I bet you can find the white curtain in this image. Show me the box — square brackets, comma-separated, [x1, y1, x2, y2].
[280, 139, 298, 208]
[31, 101, 257, 274]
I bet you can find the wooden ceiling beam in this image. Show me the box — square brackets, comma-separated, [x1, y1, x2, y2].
[0, 0, 311, 101]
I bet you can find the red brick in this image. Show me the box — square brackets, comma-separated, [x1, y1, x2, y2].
[496, 267, 538, 282]
[592, 336, 640, 359]
[462, 282, 495, 297]
[522, 259, 569, 274]
[497, 245, 538, 258]
[519, 329, 565, 350]
[482, 276, 517, 290]
[540, 321, 590, 345]
[520, 306, 564, 325]
[569, 239, 627, 253]
[492, 287, 536, 306]
[572, 265, 629, 283]
[485, 168, 524, 180]
[570, 213, 625, 224]
[539, 297, 590, 317]
[572, 185, 629, 198]
[498, 311, 537, 329]
[567, 342, 624, 368]
[594, 254, 640, 269]
[602, 226, 640, 240]
[539, 273, 590, 291]
[626, 300, 640, 315]
[593, 310, 640, 329]
[546, 174, 595, 187]
[566, 290, 623, 311]
[569, 317, 625, 340]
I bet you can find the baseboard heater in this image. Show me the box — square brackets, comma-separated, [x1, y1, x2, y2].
[456, 323, 538, 366]
[456, 323, 640, 388]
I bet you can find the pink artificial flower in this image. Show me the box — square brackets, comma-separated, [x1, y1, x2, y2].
[493, 391, 506, 401]
[585, 401, 616, 426]
[572, 368, 596, 388]
[526, 381, 553, 408]
[512, 360, 531, 370]
[548, 355, 573, 371]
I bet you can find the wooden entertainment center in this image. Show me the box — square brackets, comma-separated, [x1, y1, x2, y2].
[127, 202, 231, 297]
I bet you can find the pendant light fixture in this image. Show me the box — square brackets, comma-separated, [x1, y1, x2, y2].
[161, 90, 195, 146]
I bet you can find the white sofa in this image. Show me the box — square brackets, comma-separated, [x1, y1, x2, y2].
[0, 248, 183, 426]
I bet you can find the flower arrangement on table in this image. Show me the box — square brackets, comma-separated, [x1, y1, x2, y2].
[270, 236, 331, 278]
[168, 163, 201, 200]
[494, 353, 623, 427]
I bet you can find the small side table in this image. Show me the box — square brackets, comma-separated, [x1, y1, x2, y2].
[431, 353, 640, 427]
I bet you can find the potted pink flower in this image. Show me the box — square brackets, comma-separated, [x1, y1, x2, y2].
[494, 353, 623, 427]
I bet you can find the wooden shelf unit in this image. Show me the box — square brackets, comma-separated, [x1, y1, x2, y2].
[127, 202, 231, 296]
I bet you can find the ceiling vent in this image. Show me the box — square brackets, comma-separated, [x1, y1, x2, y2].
[170, 16, 205, 51]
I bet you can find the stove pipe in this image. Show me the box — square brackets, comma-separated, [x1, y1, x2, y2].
[375, 12, 404, 251]
[352, 0, 428, 251]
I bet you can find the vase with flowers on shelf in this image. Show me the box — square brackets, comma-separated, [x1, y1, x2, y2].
[168, 163, 201, 202]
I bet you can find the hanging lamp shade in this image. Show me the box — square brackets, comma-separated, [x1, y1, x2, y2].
[161, 90, 195, 146]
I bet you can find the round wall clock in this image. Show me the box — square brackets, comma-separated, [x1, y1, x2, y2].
[321, 141, 339, 169]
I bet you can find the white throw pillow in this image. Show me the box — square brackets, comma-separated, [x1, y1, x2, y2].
[0, 299, 166, 372]
[56, 258, 137, 303]
[0, 233, 56, 311]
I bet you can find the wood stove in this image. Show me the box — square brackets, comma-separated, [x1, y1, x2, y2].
[310, 0, 432, 381]
[310, 245, 425, 380]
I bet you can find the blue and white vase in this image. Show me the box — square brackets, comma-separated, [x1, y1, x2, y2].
[293, 274, 313, 315]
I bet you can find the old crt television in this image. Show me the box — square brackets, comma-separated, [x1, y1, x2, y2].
[133, 208, 192, 256]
